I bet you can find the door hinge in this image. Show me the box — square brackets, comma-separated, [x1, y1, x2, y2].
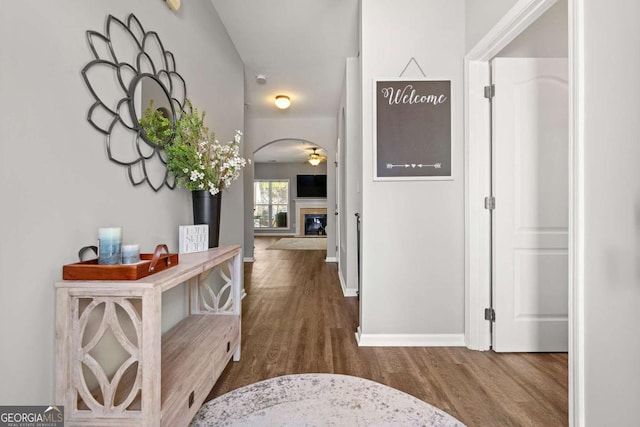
[484, 308, 495, 322]
[484, 196, 495, 210]
[484, 84, 495, 99]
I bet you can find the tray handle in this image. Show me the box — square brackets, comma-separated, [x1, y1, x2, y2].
[78, 245, 98, 261]
[149, 244, 171, 272]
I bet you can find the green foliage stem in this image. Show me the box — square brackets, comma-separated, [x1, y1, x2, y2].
[138, 99, 173, 146]
[140, 98, 247, 194]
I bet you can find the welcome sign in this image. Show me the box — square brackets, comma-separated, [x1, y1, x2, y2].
[374, 79, 452, 180]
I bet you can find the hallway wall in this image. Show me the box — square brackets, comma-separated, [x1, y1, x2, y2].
[466, 0, 519, 52]
[336, 57, 362, 296]
[580, 0, 640, 423]
[497, 0, 567, 57]
[0, 0, 244, 403]
[358, 0, 465, 342]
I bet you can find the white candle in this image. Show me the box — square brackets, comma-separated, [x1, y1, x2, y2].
[98, 227, 122, 240]
[98, 227, 122, 265]
[121, 244, 141, 264]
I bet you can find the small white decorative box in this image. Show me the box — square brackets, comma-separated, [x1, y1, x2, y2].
[179, 225, 208, 254]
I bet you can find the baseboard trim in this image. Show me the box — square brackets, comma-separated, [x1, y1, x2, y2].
[355, 329, 465, 347]
[325, 257, 338, 263]
[339, 270, 358, 297]
[243, 257, 255, 263]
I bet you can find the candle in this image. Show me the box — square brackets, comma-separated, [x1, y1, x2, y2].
[121, 244, 141, 264]
[98, 227, 122, 265]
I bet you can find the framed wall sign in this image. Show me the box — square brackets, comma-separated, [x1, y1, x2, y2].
[373, 78, 452, 181]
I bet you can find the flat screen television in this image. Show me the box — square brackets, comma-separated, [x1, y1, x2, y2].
[296, 174, 327, 198]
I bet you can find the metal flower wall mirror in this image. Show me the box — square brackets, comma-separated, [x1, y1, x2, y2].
[82, 14, 186, 191]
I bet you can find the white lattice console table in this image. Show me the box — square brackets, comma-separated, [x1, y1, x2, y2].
[55, 246, 242, 427]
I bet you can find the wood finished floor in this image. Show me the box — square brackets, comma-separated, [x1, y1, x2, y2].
[207, 236, 568, 426]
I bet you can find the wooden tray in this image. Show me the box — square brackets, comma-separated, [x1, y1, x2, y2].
[63, 244, 178, 281]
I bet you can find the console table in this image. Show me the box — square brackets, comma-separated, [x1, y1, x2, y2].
[55, 246, 242, 426]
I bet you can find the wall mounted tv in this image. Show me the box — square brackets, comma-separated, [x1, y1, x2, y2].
[296, 175, 327, 198]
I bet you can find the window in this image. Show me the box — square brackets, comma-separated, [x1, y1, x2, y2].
[254, 180, 289, 228]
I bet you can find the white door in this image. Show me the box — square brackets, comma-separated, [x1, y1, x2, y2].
[492, 58, 569, 352]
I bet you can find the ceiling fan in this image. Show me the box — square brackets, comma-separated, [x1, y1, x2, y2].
[307, 148, 327, 166]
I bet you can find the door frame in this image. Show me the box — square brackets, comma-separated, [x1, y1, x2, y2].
[335, 135, 341, 270]
[464, 0, 584, 424]
[464, 0, 559, 351]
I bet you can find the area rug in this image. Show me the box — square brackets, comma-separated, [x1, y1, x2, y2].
[267, 237, 327, 250]
[191, 374, 465, 426]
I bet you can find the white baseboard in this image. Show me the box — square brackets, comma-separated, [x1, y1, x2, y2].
[254, 233, 296, 237]
[339, 270, 358, 297]
[243, 257, 255, 263]
[343, 288, 358, 297]
[325, 257, 338, 263]
[355, 327, 465, 347]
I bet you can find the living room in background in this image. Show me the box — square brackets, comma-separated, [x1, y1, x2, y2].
[254, 179, 289, 228]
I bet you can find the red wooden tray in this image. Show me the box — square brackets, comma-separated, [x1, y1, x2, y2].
[63, 244, 178, 281]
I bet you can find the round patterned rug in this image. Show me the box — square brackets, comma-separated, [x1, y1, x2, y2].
[191, 374, 466, 426]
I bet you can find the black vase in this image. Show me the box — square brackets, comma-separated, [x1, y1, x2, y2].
[192, 190, 222, 248]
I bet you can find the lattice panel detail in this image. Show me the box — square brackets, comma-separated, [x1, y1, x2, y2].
[72, 297, 142, 415]
[198, 260, 235, 313]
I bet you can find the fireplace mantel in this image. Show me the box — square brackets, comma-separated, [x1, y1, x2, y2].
[294, 198, 327, 236]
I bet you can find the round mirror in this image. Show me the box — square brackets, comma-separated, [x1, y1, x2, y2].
[130, 74, 175, 146]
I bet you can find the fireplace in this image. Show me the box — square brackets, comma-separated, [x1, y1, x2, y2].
[295, 199, 327, 236]
[304, 214, 327, 236]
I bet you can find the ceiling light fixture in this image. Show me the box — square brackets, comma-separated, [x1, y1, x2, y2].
[308, 148, 322, 166]
[165, 0, 181, 11]
[275, 95, 291, 110]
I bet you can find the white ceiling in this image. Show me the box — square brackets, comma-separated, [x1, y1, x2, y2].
[210, 0, 359, 118]
[254, 139, 327, 163]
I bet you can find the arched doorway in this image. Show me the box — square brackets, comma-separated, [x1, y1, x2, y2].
[248, 139, 329, 255]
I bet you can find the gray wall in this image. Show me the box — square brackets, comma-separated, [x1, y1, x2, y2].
[497, 0, 567, 57]
[359, 0, 465, 336]
[582, 0, 640, 423]
[254, 162, 328, 235]
[465, 0, 519, 52]
[0, 0, 244, 404]
[338, 57, 362, 296]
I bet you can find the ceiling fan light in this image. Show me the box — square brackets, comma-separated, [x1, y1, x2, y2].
[275, 95, 291, 109]
[308, 148, 322, 166]
[308, 155, 321, 166]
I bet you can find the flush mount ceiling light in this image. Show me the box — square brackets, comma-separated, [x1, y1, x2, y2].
[308, 148, 325, 166]
[165, 0, 181, 11]
[275, 95, 291, 109]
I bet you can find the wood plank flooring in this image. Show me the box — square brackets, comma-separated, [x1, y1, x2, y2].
[206, 237, 568, 426]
